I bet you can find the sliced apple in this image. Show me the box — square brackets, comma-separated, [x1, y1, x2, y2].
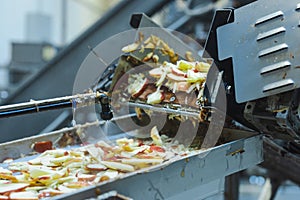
[86, 163, 107, 171]
[0, 183, 29, 194]
[0, 167, 12, 175]
[0, 195, 8, 200]
[0, 180, 10, 184]
[96, 140, 113, 149]
[195, 61, 211, 73]
[62, 158, 82, 167]
[57, 185, 76, 193]
[63, 181, 90, 189]
[171, 66, 186, 76]
[156, 70, 167, 86]
[150, 126, 163, 146]
[32, 141, 53, 153]
[121, 158, 163, 165]
[167, 73, 187, 82]
[76, 174, 96, 182]
[9, 191, 38, 200]
[186, 70, 206, 83]
[0, 173, 18, 183]
[50, 155, 73, 165]
[9, 162, 29, 172]
[128, 78, 148, 98]
[149, 145, 165, 153]
[120, 146, 148, 158]
[146, 90, 164, 105]
[149, 67, 163, 77]
[101, 170, 119, 179]
[38, 189, 64, 198]
[24, 186, 47, 192]
[29, 167, 55, 179]
[121, 42, 139, 53]
[177, 60, 193, 71]
[100, 161, 134, 172]
[116, 138, 134, 146]
[41, 149, 68, 158]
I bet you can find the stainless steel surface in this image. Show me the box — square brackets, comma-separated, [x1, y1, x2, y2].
[51, 134, 263, 200]
[0, 114, 136, 161]
[0, 111, 261, 199]
[127, 102, 200, 118]
[217, 0, 300, 103]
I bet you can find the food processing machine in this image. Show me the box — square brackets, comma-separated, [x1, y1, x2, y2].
[0, 0, 300, 199]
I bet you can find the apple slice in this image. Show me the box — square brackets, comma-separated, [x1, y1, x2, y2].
[50, 155, 73, 165]
[32, 141, 53, 153]
[121, 158, 163, 165]
[86, 163, 107, 171]
[0, 174, 18, 183]
[76, 174, 96, 182]
[146, 90, 164, 105]
[0, 167, 12, 175]
[195, 61, 211, 73]
[128, 78, 148, 98]
[120, 146, 148, 158]
[29, 167, 55, 179]
[0, 183, 29, 194]
[177, 60, 193, 71]
[94, 170, 119, 183]
[167, 73, 187, 82]
[171, 66, 186, 76]
[38, 189, 64, 198]
[62, 158, 83, 167]
[186, 70, 206, 83]
[0, 195, 8, 200]
[63, 181, 90, 189]
[150, 126, 163, 146]
[100, 161, 134, 172]
[9, 191, 38, 200]
[149, 68, 163, 77]
[101, 170, 119, 179]
[0, 181, 10, 184]
[57, 185, 76, 193]
[121, 42, 139, 53]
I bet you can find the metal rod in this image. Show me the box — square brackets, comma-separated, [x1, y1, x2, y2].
[0, 93, 99, 118]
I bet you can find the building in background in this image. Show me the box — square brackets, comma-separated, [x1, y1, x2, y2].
[0, 0, 120, 102]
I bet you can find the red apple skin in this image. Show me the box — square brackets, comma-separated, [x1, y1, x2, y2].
[77, 174, 96, 182]
[149, 68, 163, 77]
[171, 67, 186, 77]
[33, 141, 53, 153]
[161, 92, 165, 101]
[132, 78, 148, 98]
[167, 73, 187, 82]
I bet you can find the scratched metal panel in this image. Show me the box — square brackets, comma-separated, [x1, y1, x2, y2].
[217, 0, 300, 103]
[53, 135, 263, 200]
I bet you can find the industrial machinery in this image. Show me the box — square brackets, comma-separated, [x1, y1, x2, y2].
[0, 0, 299, 199]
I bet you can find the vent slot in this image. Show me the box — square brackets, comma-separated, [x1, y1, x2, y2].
[258, 43, 288, 58]
[260, 61, 291, 75]
[296, 3, 300, 11]
[257, 27, 286, 41]
[263, 79, 294, 92]
[255, 11, 284, 26]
